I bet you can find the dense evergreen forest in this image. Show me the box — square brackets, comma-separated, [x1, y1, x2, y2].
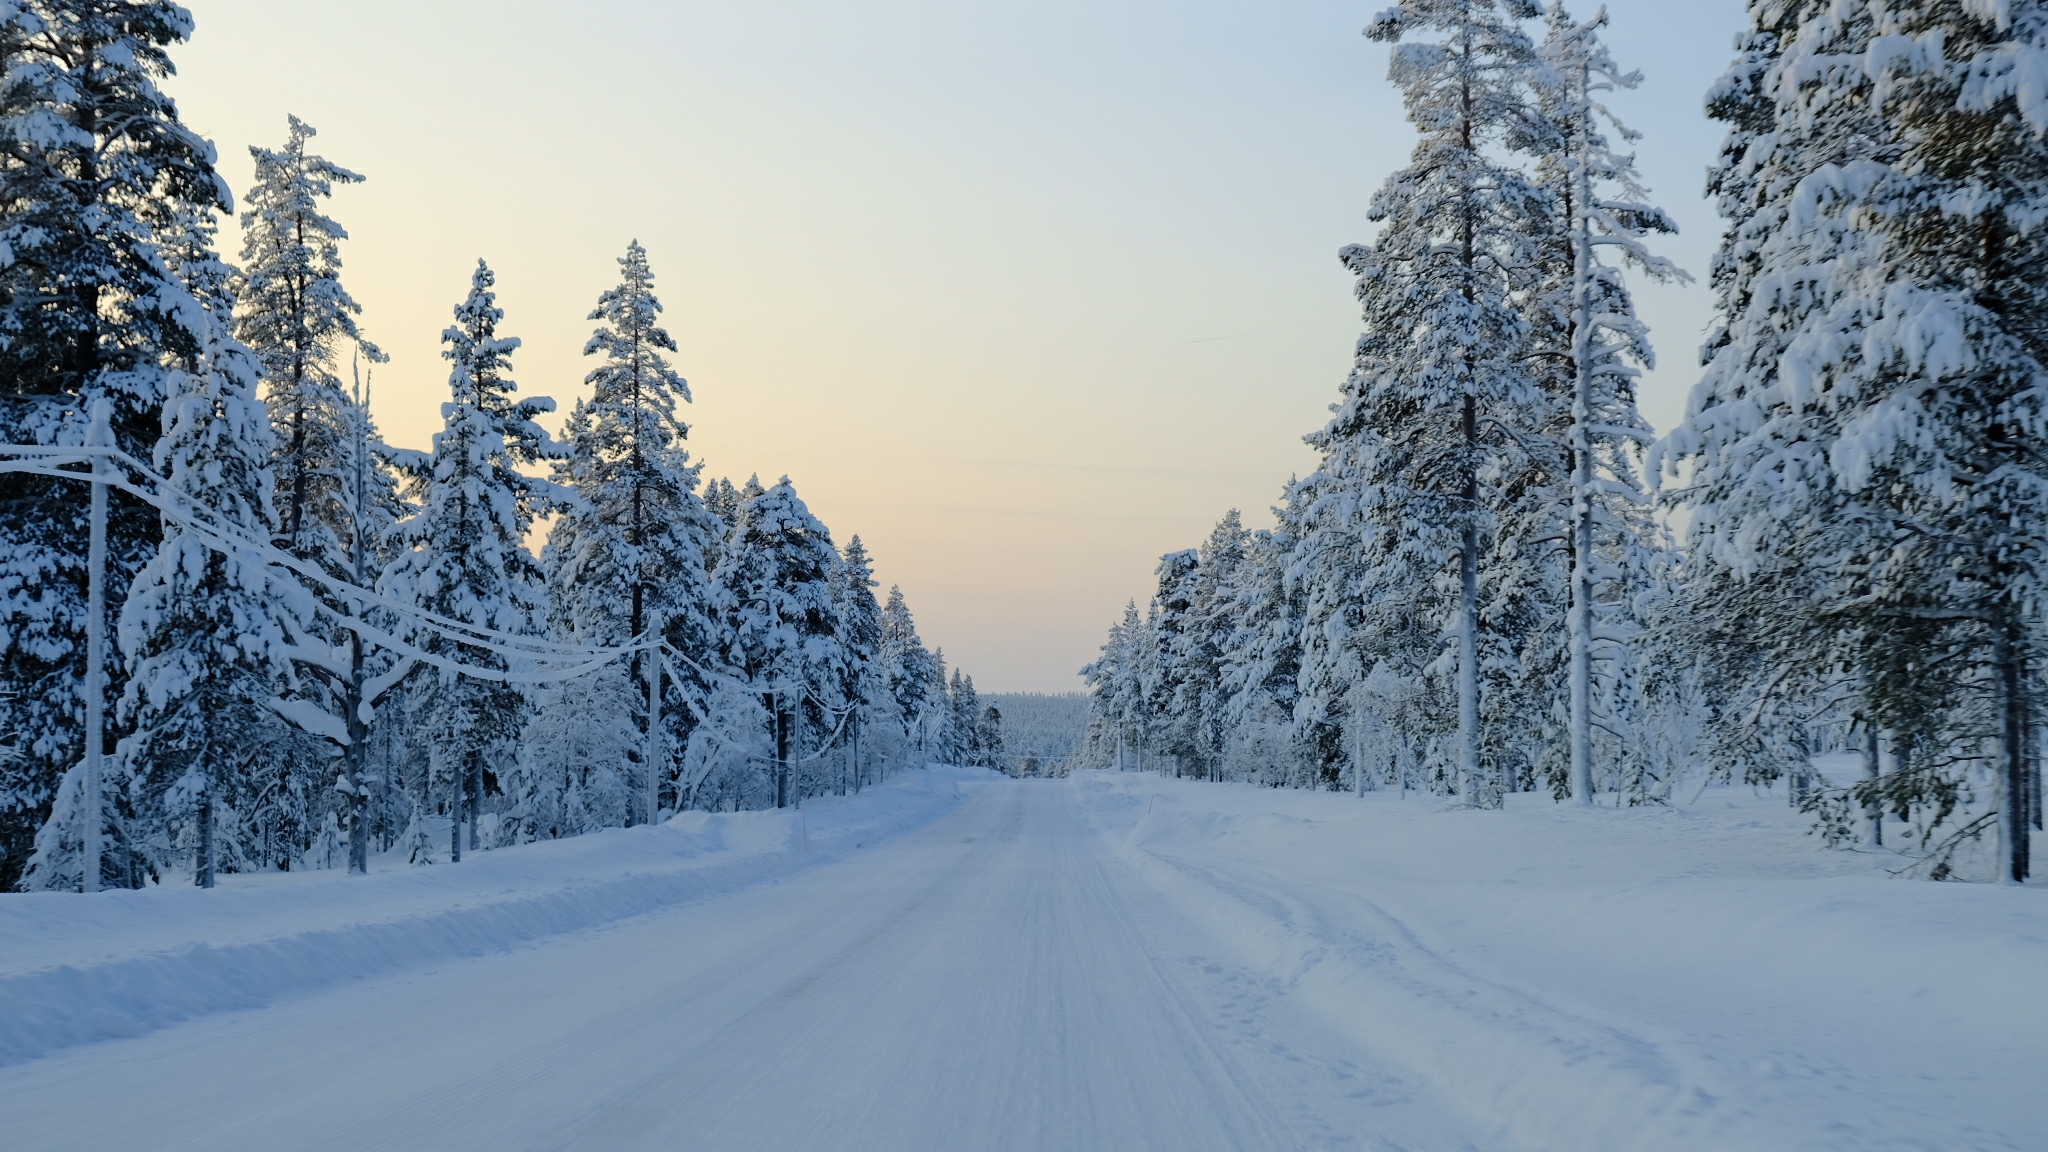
[1083, 0, 2048, 884]
[0, 2, 1017, 891]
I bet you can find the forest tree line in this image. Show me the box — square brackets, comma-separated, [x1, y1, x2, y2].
[1083, 0, 2048, 883]
[0, 1, 1014, 890]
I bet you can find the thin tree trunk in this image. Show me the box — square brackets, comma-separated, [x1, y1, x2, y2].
[1453, 39, 1484, 809]
[1996, 622, 2029, 883]
[195, 772, 215, 889]
[1458, 394, 1482, 806]
[450, 757, 463, 863]
[645, 609, 663, 824]
[469, 756, 482, 851]
[2029, 720, 2042, 833]
[1567, 61, 1597, 806]
[346, 631, 369, 873]
[82, 427, 109, 891]
[774, 696, 790, 809]
[1862, 721, 1882, 849]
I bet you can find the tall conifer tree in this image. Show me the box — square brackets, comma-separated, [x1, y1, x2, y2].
[0, 0, 232, 888]
[380, 261, 559, 862]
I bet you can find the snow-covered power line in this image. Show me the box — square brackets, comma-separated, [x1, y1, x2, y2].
[0, 442, 656, 680]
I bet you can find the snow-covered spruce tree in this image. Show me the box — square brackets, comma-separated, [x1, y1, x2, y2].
[1216, 489, 1307, 787]
[535, 241, 717, 831]
[1650, 1, 1874, 812]
[923, 647, 950, 761]
[711, 477, 845, 807]
[878, 584, 936, 761]
[380, 261, 560, 863]
[832, 535, 882, 792]
[510, 660, 638, 837]
[0, 0, 232, 890]
[976, 702, 1006, 775]
[1808, 0, 2048, 880]
[110, 275, 310, 888]
[1171, 513, 1247, 782]
[1658, 4, 1954, 850]
[947, 668, 982, 767]
[1310, 0, 1549, 806]
[1147, 548, 1200, 777]
[1082, 601, 1151, 772]
[233, 115, 401, 872]
[1531, 4, 1685, 804]
[702, 476, 742, 535]
[234, 115, 382, 559]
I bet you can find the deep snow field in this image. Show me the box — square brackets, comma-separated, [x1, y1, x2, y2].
[0, 765, 2040, 1151]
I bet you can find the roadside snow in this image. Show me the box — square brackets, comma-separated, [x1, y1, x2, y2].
[1074, 769, 2048, 1152]
[0, 767, 971, 1068]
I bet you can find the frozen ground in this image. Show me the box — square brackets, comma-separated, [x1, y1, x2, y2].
[0, 767, 2041, 1151]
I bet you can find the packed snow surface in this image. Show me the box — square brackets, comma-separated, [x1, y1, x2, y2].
[1, 767, 2041, 1151]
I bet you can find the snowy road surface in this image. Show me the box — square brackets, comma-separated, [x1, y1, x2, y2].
[0, 778, 1483, 1152]
[3, 770, 2042, 1151]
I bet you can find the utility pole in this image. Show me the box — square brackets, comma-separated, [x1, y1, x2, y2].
[80, 403, 110, 893]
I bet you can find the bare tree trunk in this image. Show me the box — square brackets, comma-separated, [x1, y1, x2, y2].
[645, 610, 663, 825]
[1862, 721, 1882, 849]
[1996, 623, 2030, 883]
[346, 631, 370, 874]
[81, 417, 109, 891]
[774, 696, 790, 809]
[1457, 394, 1482, 806]
[195, 773, 215, 889]
[1566, 91, 1597, 807]
[450, 757, 464, 864]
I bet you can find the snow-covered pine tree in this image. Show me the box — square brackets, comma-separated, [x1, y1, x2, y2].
[923, 646, 950, 763]
[1290, 458, 1389, 790]
[0, 0, 233, 890]
[379, 261, 560, 862]
[1082, 601, 1150, 772]
[1532, 4, 1685, 804]
[702, 476, 743, 535]
[1314, 0, 1549, 805]
[510, 661, 638, 837]
[976, 703, 1006, 775]
[233, 115, 400, 872]
[1171, 513, 1247, 781]
[1805, 0, 2048, 880]
[832, 535, 882, 792]
[878, 584, 936, 756]
[1148, 549, 1200, 777]
[234, 115, 382, 559]
[539, 241, 717, 827]
[108, 255, 308, 888]
[711, 477, 845, 807]
[1656, 1, 2048, 880]
[1652, 1, 1873, 811]
[948, 668, 982, 767]
[1217, 488, 1306, 786]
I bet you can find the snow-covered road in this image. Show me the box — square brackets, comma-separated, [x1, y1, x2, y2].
[4, 770, 2041, 1151]
[0, 778, 1483, 1152]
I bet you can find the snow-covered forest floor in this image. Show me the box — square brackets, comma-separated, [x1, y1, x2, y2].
[2, 766, 2041, 1151]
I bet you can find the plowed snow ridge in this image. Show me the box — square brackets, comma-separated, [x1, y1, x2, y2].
[0, 767, 968, 1067]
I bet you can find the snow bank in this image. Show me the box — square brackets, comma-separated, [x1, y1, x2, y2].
[1074, 770, 2048, 1152]
[0, 767, 974, 1068]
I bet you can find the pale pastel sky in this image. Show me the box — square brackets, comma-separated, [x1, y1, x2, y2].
[169, 0, 1748, 692]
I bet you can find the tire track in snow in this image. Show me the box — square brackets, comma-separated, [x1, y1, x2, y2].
[1104, 821, 1767, 1152]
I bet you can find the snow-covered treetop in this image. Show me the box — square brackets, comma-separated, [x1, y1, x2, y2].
[714, 478, 846, 701]
[235, 115, 379, 391]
